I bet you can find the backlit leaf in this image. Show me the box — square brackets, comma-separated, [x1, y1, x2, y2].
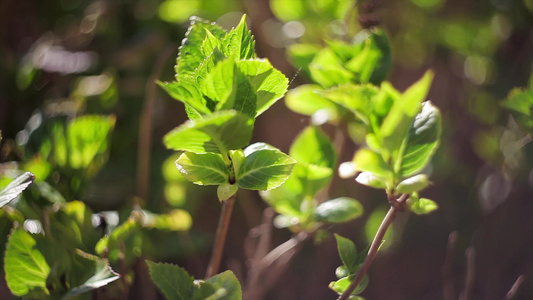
[221, 15, 255, 60]
[164, 110, 254, 155]
[5, 228, 50, 296]
[399, 101, 441, 177]
[175, 152, 229, 185]
[334, 234, 358, 274]
[285, 84, 345, 122]
[176, 17, 227, 81]
[501, 87, 533, 134]
[237, 59, 288, 116]
[237, 143, 296, 191]
[147, 261, 194, 300]
[314, 197, 363, 223]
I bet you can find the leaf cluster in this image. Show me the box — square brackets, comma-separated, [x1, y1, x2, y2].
[161, 16, 295, 201]
[147, 261, 242, 300]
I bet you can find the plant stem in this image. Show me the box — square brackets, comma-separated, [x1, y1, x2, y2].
[205, 194, 237, 279]
[136, 44, 176, 201]
[337, 194, 407, 300]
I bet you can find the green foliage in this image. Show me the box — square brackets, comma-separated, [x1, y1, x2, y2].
[163, 110, 254, 157]
[4, 228, 50, 296]
[407, 193, 439, 215]
[147, 261, 242, 300]
[236, 143, 296, 191]
[501, 87, 533, 134]
[313, 197, 363, 223]
[329, 234, 369, 296]
[162, 15, 288, 120]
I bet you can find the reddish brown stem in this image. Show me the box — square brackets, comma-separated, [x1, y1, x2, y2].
[205, 194, 237, 279]
[337, 194, 407, 300]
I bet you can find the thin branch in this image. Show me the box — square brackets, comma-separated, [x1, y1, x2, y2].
[337, 193, 407, 300]
[505, 274, 525, 300]
[443, 231, 458, 300]
[136, 44, 176, 200]
[459, 247, 476, 300]
[205, 194, 237, 279]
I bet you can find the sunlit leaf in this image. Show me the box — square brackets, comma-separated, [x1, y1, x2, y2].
[159, 81, 210, 116]
[289, 126, 336, 169]
[319, 84, 378, 124]
[237, 143, 296, 191]
[220, 15, 255, 60]
[501, 87, 533, 134]
[4, 228, 50, 296]
[237, 59, 289, 116]
[176, 16, 227, 81]
[334, 234, 358, 274]
[399, 101, 441, 177]
[380, 71, 434, 158]
[345, 28, 392, 85]
[355, 172, 387, 189]
[329, 274, 368, 296]
[164, 110, 254, 155]
[352, 149, 392, 178]
[175, 152, 229, 185]
[203, 270, 242, 300]
[396, 174, 429, 194]
[147, 261, 194, 300]
[63, 251, 119, 299]
[0, 172, 35, 208]
[408, 196, 439, 215]
[314, 197, 363, 223]
[285, 84, 345, 122]
[214, 60, 257, 117]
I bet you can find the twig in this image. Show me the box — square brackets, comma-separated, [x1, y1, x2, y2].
[205, 194, 237, 279]
[136, 44, 176, 201]
[459, 247, 476, 300]
[505, 274, 525, 300]
[337, 193, 407, 300]
[443, 231, 458, 300]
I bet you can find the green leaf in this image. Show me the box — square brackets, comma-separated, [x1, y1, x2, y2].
[319, 83, 379, 124]
[176, 17, 227, 81]
[95, 214, 143, 267]
[237, 59, 289, 116]
[0, 172, 35, 208]
[309, 63, 354, 88]
[287, 43, 321, 76]
[164, 110, 254, 155]
[160, 81, 210, 116]
[260, 162, 332, 218]
[309, 48, 354, 88]
[270, 0, 306, 21]
[408, 196, 439, 215]
[221, 15, 255, 59]
[396, 174, 429, 194]
[289, 126, 336, 169]
[147, 261, 194, 300]
[217, 183, 239, 201]
[501, 88, 533, 134]
[214, 60, 258, 117]
[205, 270, 242, 300]
[314, 197, 363, 223]
[285, 84, 345, 122]
[201, 58, 235, 104]
[334, 234, 358, 274]
[329, 275, 369, 296]
[66, 115, 116, 172]
[352, 148, 393, 178]
[4, 228, 50, 296]
[62, 251, 119, 299]
[399, 101, 442, 177]
[176, 152, 229, 185]
[380, 71, 434, 158]
[345, 28, 392, 85]
[355, 172, 387, 189]
[237, 143, 296, 191]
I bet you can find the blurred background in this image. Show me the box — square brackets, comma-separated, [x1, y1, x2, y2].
[1, 0, 533, 299]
